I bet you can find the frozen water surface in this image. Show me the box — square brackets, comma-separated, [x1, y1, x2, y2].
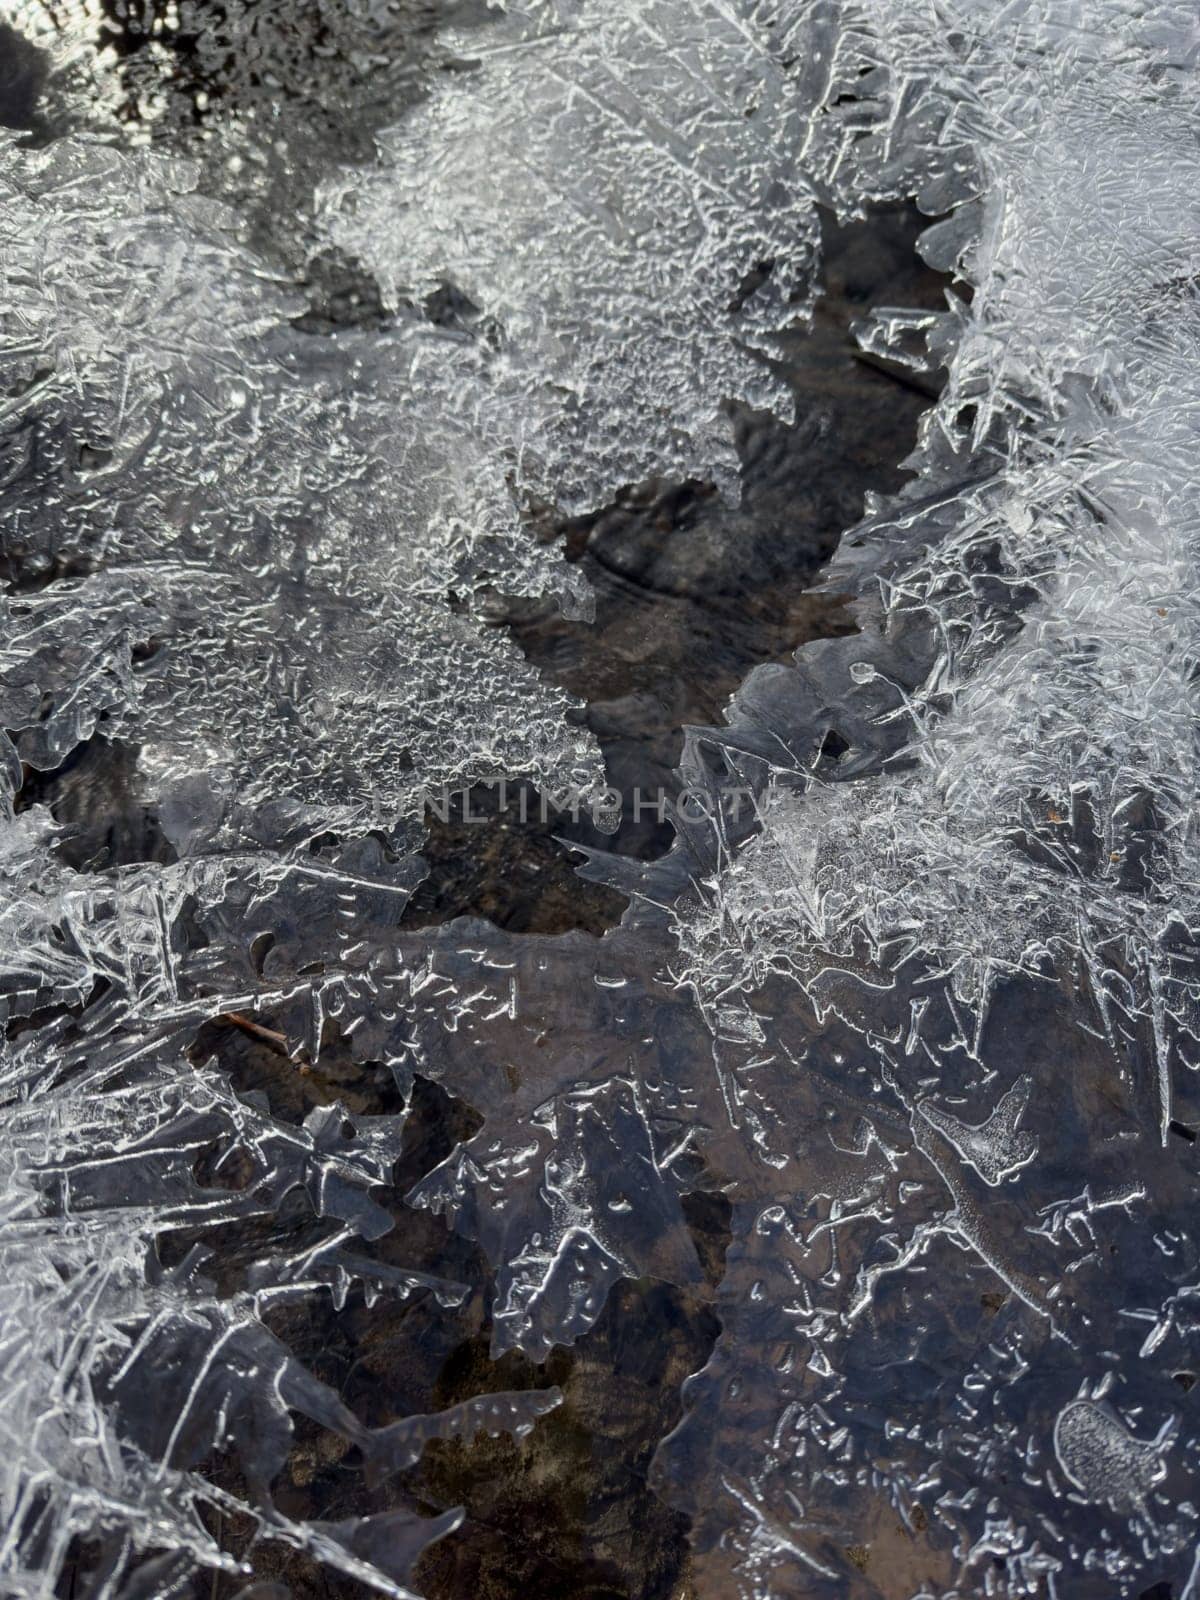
[2, 0, 1200, 1596]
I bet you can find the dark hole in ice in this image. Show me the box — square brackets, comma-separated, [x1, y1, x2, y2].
[249, 930, 276, 978]
[0, 23, 46, 132]
[681, 1190, 734, 1290]
[193, 1136, 255, 1193]
[4, 977, 110, 1043]
[293, 248, 392, 335]
[728, 256, 777, 314]
[393, 1075, 484, 1196]
[401, 781, 631, 936]
[13, 737, 178, 871]
[77, 443, 114, 473]
[410, 1278, 721, 1600]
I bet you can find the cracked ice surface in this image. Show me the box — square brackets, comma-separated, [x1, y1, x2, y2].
[3, 0, 1200, 1597]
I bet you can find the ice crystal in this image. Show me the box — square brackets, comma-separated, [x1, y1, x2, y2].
[316, 0, 824, 510]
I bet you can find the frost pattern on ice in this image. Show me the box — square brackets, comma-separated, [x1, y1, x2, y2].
[317, 0, 823, 511]
[655, 3, 1200, 1593]
[1, 133, 602, 831]
[5, 0, 1200, 1596]
[1, 16, 600, 1591]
